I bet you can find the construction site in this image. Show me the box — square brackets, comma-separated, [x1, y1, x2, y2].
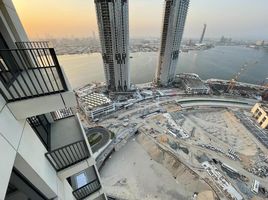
[91, 98, 268, 200]
[75, 82, 268, 200]
[75, 59, 268, 200]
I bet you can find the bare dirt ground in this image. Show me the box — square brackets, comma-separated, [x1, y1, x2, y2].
[142, 108, 268, 199]
[197, 190, 215, 200]
[100, 134, 215, 200]
[181, 109, 258, 157]
[162, 103, 181, 113]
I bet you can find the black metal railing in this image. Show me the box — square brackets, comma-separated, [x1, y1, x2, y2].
[45, 140, 90, 172]
[51, 107, 74, 121]
[16, 41, 51, 49]
[73, 179, 101, 200]
[0, 42, 67, 102]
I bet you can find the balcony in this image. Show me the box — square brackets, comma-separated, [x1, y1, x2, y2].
[73, 179, 101, 200]
[45, 114, 91, 172]
[0, 43, 67, 102]
[67, 167, 102, 200]
[0, 41, 76, 119]
[16, 41, 50, 49]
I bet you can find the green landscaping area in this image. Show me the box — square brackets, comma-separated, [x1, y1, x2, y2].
[88, 133, 102, 146]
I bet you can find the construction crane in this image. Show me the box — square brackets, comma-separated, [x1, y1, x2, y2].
[226, 61, 258, 93]
[199, 24, 207, 44]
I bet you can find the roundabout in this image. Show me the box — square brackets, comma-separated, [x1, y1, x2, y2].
[86, 126, 111, 153]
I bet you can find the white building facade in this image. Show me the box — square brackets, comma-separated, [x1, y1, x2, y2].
[156, 0, 189, 86]
[94, 0, 130, 92]
[0, 1, 106, 200]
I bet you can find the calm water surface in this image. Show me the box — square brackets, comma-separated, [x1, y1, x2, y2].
[59, 46, 268, 89]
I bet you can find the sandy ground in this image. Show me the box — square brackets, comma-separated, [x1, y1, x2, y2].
[181, 109, 258, 156]
[197, 190, 215, 200]
[146, 108, 258, 161]
[163, 103, 181, 113]
[101, 139, 192, 200]
[100, 133, 216, 200]
[141, 107, 268, 199]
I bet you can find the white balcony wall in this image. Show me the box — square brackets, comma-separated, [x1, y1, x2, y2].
[0, 91, 6, 110]
[7, 91, 76, 119]
[0, 101, 71, 199]
[0, 133, 17, 200]
[15, 122, 58, 198]
[0, 92, 105, 200]
[0, 0, 28, 47]
[0, 91, 22, 199]
[61, 179, 76, 200]
[0, 106, 25, 148]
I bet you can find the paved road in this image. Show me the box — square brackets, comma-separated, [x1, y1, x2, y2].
[235, 111, 268, 148]
[177, 97, 256, 108]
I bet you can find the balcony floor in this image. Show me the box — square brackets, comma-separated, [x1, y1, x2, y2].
[50, 116, 84, 151]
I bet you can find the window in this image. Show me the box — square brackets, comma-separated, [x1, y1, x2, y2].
[5, 168, 48, 200]
[0, 32, 9, 49]
[76, 172, 88, 188]
[27, 114, 51, 150]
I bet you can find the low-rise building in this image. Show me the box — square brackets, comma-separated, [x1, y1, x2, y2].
[175, 73, 210, 94]
[251, 103, 268, 129]
[77, 90, 115, 119]
[90, 104, 116, 119]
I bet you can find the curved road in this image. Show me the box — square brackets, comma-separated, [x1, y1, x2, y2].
[112, 96, 257, 121]
[176, 97, 256, 108]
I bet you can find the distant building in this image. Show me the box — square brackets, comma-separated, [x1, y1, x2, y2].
[90, 104, 116, 119]
[262, 90, 268, 101]
[95, 0, 130, 91]
[251, 103, 268, 129]
[251, 180, 260, 194]
[156, 0, 190, 86]
[219, 36, 232, 44]
[255, 40, 265, 46]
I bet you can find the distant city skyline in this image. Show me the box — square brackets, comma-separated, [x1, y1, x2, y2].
[12, 0, 268, 40]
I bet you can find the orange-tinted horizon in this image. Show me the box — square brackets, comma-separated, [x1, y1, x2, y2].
[12, 0, 98, 39]
[12, 0, 268, 40]
[13, 0, 165, 39]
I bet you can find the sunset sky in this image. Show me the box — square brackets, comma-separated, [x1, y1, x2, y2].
[12, 0, 268, 40]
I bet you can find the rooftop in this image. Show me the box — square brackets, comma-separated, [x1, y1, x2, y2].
[176, 73, 208, 90]
[79, 92, 112, 110]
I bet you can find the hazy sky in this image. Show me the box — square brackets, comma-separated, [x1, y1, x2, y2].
[13, 0, 268, 40]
